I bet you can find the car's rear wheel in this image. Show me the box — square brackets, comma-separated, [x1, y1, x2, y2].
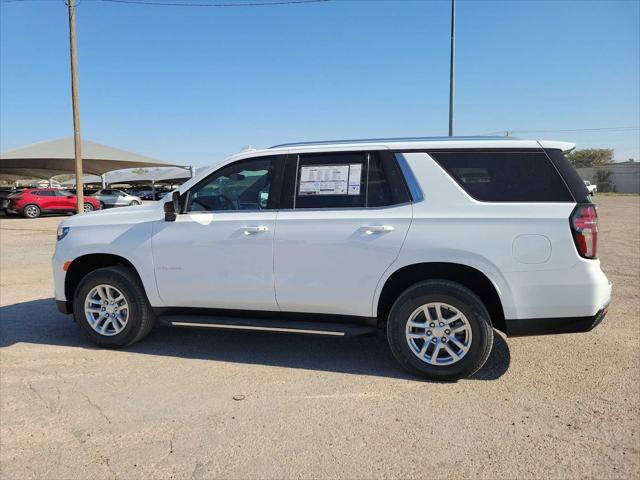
[83, 202, 94, 212]
[73, 266, 155, 348]
[386, 280, 493, 381]
[22, 204, 41, 218]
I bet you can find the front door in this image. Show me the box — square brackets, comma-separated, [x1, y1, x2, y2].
[274, 151, 413, 317]
[55, 189, 76, 211]
[152, 155, 283, 310]
[111, 190, 127, 206]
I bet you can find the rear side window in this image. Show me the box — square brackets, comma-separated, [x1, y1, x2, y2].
[283, 151, 410, 209]
[367, 152, 411, 207]
[294, 152, 367, 209]
[430, 151, 573, 202]
[34, 190, 54, 196]
[544, 148, 591, 203]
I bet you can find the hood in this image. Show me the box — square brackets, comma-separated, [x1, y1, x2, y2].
[60, 201, 163, 228]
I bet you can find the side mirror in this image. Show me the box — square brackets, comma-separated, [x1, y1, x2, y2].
[66, 195, 74, 199]
[164, 191, 181, 222]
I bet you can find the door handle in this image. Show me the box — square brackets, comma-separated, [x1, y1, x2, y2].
[241, 225, 269, 235]
[361, 225, 395, 234]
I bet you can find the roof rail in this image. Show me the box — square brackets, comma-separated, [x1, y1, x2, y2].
[269, 135, 515, 149]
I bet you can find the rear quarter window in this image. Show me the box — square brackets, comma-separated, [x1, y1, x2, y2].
[429, 150, 574, 202]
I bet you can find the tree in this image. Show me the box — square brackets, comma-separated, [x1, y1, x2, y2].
[595, 169, 615, 193]
[566, 149, 614, 168]
[54, 174, 75, 182]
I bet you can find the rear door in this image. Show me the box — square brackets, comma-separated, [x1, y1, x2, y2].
[273, 151, 413, 317]
[38, 189, 59, 210]
[98, 189, 117, 206]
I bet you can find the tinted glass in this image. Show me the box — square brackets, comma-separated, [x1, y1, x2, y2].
[367, 152, 411, 207]
[294, 152, 367, 209]
[188, 157, 276, 211]
[56, 190, 74, 197]
[430, 151, 573, 202]
[544, 149, 590, 203]
[36, 190, 55, 196]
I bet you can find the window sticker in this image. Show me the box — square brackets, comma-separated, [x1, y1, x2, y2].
[299, 164, 362, 196]
[347, 163, 361, 195]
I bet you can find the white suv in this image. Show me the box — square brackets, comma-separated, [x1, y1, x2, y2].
[52, 137, 612, 380]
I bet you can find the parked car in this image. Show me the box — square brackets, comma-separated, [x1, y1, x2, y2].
[7, 188, 100, 218]
[0, 187, 22, 213]
[135, 189, 155, 200]
[133, 188, 169, 201]
[584, 180, 597, 195]
[92, 189, 142, 208]
[52, 137, 611, 381]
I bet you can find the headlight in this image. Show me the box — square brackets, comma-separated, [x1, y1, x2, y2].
[57, 226, 70, 241]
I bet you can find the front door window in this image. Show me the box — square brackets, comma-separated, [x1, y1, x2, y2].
[187, 157, 275, 212]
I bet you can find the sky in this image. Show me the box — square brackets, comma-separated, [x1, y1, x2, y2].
[1, 0, 639, 168]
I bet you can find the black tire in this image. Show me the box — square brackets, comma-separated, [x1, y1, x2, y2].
[22, 204, 41, 218]
[83, 202, 94, 212]
[99, 201, 105, 209]
[386, 280, 493, 381]
[73, 266, 155, 348]
[129, 200, 140, 206]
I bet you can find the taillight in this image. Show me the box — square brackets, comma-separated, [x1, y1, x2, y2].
[570, 204, 598, 259]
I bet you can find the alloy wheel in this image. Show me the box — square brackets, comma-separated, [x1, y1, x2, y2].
[405, 302, 472, 366]
[24, 205, 39, 218]
[84, 284, 129, 336]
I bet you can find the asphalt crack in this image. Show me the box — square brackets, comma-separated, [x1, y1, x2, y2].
[73, 385, 112, 425]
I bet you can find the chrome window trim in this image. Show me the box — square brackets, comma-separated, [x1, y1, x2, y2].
[183, 202, 412, 216]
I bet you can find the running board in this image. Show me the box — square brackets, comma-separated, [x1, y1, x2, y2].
[159, 315, 376, 337]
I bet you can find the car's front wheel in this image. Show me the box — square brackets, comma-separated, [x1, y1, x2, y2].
[386, 280, 493, 381]
[83, 202, 94, 212]
[73, 266, 155, 348]
[129, 200, 141, 206]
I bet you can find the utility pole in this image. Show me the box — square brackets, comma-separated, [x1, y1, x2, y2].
[67, 0, 84, 213]
[448, 0, 455, 137]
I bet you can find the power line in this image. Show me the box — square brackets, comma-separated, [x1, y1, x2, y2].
[1, 0, 330, 5]
[484, 126, 640, 135]
[97, 0, 330, 6]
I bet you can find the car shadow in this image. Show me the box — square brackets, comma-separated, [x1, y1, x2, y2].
[0, 298, 511, 381]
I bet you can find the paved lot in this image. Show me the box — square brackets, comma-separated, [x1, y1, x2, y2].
[1, 196, 638, 479]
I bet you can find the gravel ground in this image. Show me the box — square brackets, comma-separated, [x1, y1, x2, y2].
[1, 196, 638, 479]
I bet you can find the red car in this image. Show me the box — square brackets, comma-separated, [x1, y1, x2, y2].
[6, 188, 101, 218]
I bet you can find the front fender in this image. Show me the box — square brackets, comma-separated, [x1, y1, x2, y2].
[52, 220, 163, 307]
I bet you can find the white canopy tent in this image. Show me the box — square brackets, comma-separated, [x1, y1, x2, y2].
[61, 166, 194, 188]
[0, 137, 181, 182]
